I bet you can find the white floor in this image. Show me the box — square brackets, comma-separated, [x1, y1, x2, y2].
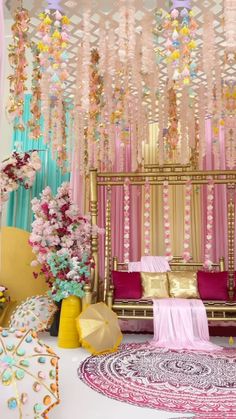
[40, 333, 234, 419]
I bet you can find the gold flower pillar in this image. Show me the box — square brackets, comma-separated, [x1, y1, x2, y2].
[104, 197, 111, 302]
[227, 184, 235, 300]
[89, 169, 99, 299]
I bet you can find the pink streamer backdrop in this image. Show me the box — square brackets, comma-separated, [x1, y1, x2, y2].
[202, 119, 229, 267]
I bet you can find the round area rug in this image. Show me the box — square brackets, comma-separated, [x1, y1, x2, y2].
[78, 342, 236, 418]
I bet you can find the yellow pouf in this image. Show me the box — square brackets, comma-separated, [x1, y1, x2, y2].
[58, 296, 81, 348]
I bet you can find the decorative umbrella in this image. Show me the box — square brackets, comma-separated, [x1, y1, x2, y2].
[0, 327, 59, 418]
[9, 295, 57, 332]
[76, 302, 122, 355]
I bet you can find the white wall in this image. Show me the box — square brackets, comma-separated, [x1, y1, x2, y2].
[1, 19, 14, 225]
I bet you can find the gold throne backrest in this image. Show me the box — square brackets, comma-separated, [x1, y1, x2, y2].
[0, 227, 48, 325]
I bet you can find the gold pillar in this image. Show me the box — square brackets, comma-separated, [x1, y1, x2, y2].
[104, 198, 111, 302]
[227, 185, 235, 300]
[219, 257, 225, 272]
[89, 169, 99, 299]
[113, 256, 118, 271]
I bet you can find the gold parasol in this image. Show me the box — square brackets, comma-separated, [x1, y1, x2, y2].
[76, 302, 122, 355]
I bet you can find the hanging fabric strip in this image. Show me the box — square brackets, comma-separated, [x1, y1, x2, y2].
[163, 181, 172, 260]
[144, 180, 151, 255]
[204, 179, 214, 269]
[123, 178, 130, 263]
[182, 179, 192, 262]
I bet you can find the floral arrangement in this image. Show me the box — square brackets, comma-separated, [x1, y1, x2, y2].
[29, 182, 100, 302]
[0, 151, 41, 210]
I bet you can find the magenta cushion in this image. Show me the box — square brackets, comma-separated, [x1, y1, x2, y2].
[112, 271, 142, 299]
[197, 271, 228, 300]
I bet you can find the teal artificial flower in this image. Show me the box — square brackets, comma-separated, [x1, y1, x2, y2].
[49, 279, 85, 302]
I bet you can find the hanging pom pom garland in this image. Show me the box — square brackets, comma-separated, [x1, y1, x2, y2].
[144, 180, 151, 256]
[156, 2, 197, 87]
[182, 179, 192, 262]
[7, 7, 30, 130]
[37, 9, 70, 96]
[204, 180, 214, 269]
[123, 178, 130, 263]
[28, 43, 42, 140]
[36, 8, 70, 168]
[163, 181, 172, 261]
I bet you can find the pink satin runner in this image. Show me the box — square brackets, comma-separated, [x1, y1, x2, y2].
[151, 298, 222, 351]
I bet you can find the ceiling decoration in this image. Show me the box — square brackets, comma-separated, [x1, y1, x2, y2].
[4, 0, 236, 172]
[5, 0, 228, 100]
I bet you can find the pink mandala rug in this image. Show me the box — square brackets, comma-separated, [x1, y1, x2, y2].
[78, 342, 236, 418]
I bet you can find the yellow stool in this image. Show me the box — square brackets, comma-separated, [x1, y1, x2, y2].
[58, 296, 81, 348]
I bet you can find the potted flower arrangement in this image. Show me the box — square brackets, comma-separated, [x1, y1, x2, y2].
[29, 182, 99, 348]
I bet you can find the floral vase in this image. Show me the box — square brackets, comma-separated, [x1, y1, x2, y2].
[58, 296, 81, 348]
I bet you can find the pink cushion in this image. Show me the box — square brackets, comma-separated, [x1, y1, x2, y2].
[112, 271, 142, 299]
[197, 271, 228, 300]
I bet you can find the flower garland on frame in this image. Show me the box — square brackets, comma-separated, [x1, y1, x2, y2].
[144, 180, 151, 256]
[163, 181, 172, 261]
[124, 178, 130, 263]
[182, 179, 192, 262]
[7, 7, 31, 130]
[204, 180, 214, 269]
[0, 151, 41, 211]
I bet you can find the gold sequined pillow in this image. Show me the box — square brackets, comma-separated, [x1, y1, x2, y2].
[141, 272, 169, 299]
[168, 271, 199, 298]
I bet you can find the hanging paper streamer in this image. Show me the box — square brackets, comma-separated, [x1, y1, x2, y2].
[202, 12, 215, 116]
[144, 180, 151, 255]
[7, 7, 30, 129]
[204, 180, 214, 269]
[182, 179, 192, 262]
[163, 181, 172, 261]
[123, 178, 130, 263]
[224, 0, 236, 55]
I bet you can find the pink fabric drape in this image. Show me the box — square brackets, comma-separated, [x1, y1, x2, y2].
[0, 0, 4, 122]
[151, 299, 222, 351]
[70, 147, 84, 214]
[202, 119, 228, 266]
[141, 256, 170, 272]
[111, 129, 141, 263]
